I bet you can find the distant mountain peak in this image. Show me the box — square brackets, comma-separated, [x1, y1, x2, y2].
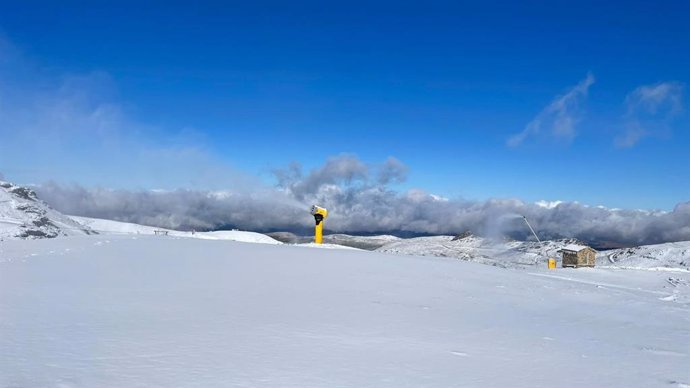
[451, 230, 475, 241]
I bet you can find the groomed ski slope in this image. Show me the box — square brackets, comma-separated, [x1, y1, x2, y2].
[1, 235, 688, 387]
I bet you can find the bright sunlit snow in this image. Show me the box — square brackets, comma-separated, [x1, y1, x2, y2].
[71, 216, 282, 245]
[1, 235, 688, 387]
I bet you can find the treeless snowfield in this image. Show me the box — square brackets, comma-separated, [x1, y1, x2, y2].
[1, 235, 688, 387]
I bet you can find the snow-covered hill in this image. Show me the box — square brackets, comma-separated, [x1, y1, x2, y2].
[70, 219, 359, 249]
[0, 180, 93, 240]
[376, 233, 580, 268]
[376, 233, 690, 271]
[71, 216, 282, 245]
[600, 241, 690, 270]
[0, 179, 281, 245]
[0, 235, 687, 387]
[73, 217, 356, 248]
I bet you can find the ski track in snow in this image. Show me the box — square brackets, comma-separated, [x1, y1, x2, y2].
[528, 272, 667, 295]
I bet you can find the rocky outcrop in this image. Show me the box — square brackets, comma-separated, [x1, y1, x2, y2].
[0, 180, 94, 240]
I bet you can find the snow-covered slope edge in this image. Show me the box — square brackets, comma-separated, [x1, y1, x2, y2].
[71, 216, 282, 245]
[600, 241, 690, 270]
[376, 233, 690, 271]
[0, 181, 93, 240]
[268, 232, 400, 250]
[376, 234, 578, 268]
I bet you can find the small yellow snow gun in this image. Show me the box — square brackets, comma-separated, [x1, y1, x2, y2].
[310, 205, 328, 244]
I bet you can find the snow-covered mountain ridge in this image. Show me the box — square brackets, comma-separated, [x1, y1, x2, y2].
[0, 179, 281, 245]
[602, 241, 689, 269]
[0, 180, 93, 240]
[375, 233, 690, 271]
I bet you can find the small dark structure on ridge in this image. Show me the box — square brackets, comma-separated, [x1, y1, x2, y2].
[452, 230, 474, 241]
[560, 244, 596, 268]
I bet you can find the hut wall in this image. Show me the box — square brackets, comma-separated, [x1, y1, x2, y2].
[562, 248, 596, 268]
[574, 249, 596, 267]
[583, 248, 596, 267]
[562, 252, 579, 267]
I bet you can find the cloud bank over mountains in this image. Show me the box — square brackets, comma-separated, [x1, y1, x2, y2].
[31, 155, 690, 247]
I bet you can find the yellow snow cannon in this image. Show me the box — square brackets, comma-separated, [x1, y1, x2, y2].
[310, 205, 328, 244]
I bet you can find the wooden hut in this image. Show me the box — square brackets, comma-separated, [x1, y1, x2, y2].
[560, 244, 596, 268]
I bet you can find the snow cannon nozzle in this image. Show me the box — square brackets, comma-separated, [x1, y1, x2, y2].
[310, 205, 328, 221]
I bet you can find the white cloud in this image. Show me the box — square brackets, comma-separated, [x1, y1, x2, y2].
[508, 73, 595, 147]
[31, 155, 690, 247]
[616, 81, 684, 148]
[535, 200, 563, 209]
[625, 82, 684, 115]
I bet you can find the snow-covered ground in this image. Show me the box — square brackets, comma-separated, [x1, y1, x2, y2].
[267, 232, 400, 250]
[320, 233, 401, 250]
[377, 234, 690, 271]
[377, 234, 582, 268]
[601, 241, 690, 271]
[1, 235, 688, 387]
[71, 216, 282, 245]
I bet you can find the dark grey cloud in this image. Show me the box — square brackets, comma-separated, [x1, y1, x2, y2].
[33, 155, 690, 247]
[273, 154, 369, 201]
[378, 157, 409, 185]
[37, 182, 306, 232]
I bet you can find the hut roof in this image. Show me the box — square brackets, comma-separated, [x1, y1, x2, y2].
[561, 244, 590, 252]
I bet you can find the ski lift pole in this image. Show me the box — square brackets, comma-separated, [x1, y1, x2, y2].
[522, 216, 556, 269]
[522, 216, 541, 243]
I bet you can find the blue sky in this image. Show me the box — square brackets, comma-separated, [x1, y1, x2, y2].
[0, 1, 688, 210]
